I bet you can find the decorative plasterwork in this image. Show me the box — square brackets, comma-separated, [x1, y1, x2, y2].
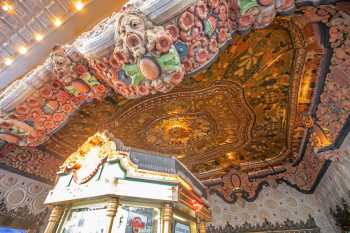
[0, 0, 347, 204]
[112, 81, 255, 173]
[208, 141, 329, 202]
[330, 192, 350, 231]
[0, 0, 322, 147]
[0, 168, 51, 231]
[0, 143, 63, 183]
[207, 216, 320, 233]
[40, 11, 328, 203]
[303, 3, 350, 151]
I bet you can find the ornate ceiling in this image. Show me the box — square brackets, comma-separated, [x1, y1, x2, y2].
[0, 0, 350, 203]
[0, 0, 126, 90]
[42, 14, 323, 182]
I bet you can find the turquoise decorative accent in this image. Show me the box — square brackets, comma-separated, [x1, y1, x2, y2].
[156, 48, 181, 72]
[175, 42, 188, 59]
[238, 0, 258, 14]
[122, 64, 145, 86]
[64, 86, 80, 96]
[82, 73, 100, 87]
[10, 126, 27, 136]
[205, 20, 214, 37]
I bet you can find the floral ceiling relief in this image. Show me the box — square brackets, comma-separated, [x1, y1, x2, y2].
[302, 3, 350, 150]
[0, 0, 346, 203]
[108, 18, 308, 180]
[0, 143, 63, 184]
[0, 0, 316, 147]
[40, 13, 327, 202]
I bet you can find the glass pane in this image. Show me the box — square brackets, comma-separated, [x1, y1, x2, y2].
[112, 206, 159, 233]
[0, 228, 26, 233]
[174, 222, 191, 233]
[59, 203, 108, 233]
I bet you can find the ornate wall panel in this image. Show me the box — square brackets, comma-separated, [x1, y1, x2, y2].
[0, 143, 63, 183]
[313, 133, 350, 233]
[302, 3, 350, 150]
[0, 168, 51, 232]
[209, 183, 337, 233]
[207, 217, 320, 233]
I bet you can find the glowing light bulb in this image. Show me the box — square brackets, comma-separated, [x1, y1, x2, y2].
[2, 2, 13, 12]
[4, 57, 13, 66]
[53, 17, 62, 27]
[34, 33, 44, 41]
[18, 46, 28, 55]
[74, 1, 84, 11]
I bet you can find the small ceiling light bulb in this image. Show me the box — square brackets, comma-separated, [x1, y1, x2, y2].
[34, 33, 44, 41]
[53, 17, 62, 27]
[74, 1, 84, 11]
[18, 46, 28, 55]
[2, 2, 13, 12]
[4, 57, 13, 66]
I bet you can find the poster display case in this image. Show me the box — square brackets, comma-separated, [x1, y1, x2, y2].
[43, 133, 211, 233]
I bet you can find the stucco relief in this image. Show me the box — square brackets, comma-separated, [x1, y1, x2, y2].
[0, 0, 323, 147]
[0, 143, 63, 183]
[208, 183, 337, 233]
[0, 169, 51, 233]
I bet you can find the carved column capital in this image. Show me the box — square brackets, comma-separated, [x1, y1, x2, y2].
[162, 203, 173, 221]
[44, 205, 64, 233]
[106, 197, 120, 233]
[106, 197, 119, 217]
[162, 203, 173, 233]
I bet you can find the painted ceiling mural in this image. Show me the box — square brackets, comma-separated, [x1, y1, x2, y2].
[0, 0, 349, 203]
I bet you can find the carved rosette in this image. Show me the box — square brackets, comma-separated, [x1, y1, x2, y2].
[303, 4, 350, 148]
[0, 0, 316, 147]
[90, 8, 185, 99]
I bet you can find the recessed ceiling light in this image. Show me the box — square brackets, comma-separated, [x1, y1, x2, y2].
[34, 33, 44, 41]
[4, 57, 14, 66]
[18, 46, 28, 55]
[74, 1, 85, 11]
[53, 17, 62, 27]
[2, 2, 13, 12]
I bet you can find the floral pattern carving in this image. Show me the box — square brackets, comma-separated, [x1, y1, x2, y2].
[0, 143, 63, 183]
[302, 4, 350, 147]
[0, 0, 346, 207]
[207, 216, 320, 233]
[0, 0, 305, 146]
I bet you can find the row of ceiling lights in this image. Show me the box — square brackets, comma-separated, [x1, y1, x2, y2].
[1, 0, 86, 67]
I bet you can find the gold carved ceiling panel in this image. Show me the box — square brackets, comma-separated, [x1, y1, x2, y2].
[42, 17, 312, 180]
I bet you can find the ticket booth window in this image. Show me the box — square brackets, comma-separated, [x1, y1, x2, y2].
[59, 203, 108, 233]
[0, 227, 26, 233]
[173, 221, 190, 233]
[112, 205, 160, 233]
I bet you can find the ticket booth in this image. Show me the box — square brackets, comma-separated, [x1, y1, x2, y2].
[43, 132, 211, 233]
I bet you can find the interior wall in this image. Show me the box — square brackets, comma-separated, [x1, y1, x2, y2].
[208, 182, 338, 233]
[0, 168, 52, 232]
[314, 134, 350, 231]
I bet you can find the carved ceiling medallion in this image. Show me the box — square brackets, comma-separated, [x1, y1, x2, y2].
[113, 81, 254, 172]
[42, 17, 316, 184]
[107, 18, 305, 180]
